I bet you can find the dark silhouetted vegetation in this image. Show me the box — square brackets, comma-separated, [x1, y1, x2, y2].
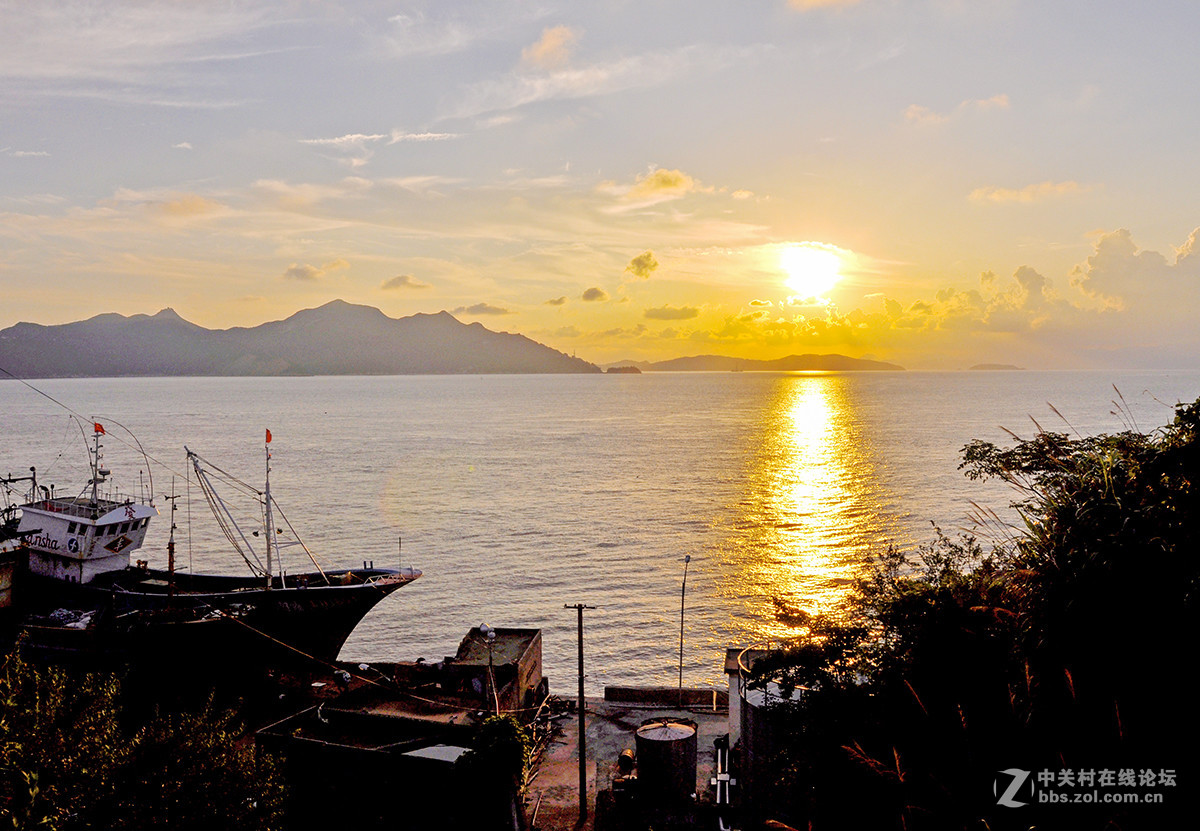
[752, 396, 1200, 830]
[0, 648, 286, 830]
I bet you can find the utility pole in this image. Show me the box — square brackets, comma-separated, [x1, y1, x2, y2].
[564, 603, 595, 826]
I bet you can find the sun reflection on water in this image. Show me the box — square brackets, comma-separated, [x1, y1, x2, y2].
[719, 373, 895, 641]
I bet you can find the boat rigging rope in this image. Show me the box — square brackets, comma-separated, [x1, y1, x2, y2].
[189, 458, 267, 577]
[269, 499, 330, 585]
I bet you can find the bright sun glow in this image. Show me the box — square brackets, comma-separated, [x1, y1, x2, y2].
[780, 244, 842, 298]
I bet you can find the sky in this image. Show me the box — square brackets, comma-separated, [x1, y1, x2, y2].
[2, 0, 1199, 369]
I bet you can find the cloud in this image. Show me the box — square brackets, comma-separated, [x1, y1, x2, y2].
[1, 148, 50, 157]
[0, 3, 278, 107]
[749, 299, 773, 307]
[582, 287, 609, 302]
[645, 304, 700, 320]
[903, 105, 948, 126]
[731, 190, 754, 200]
[545, 296, 568, 305]
[521, 25, 578, 70]
[388, 130, 459, 144]
[160, 195, 221, 217]
[789, 0, 862, 8]
[1068, 228, 1175, 309]
[906, 94, 1011, 126]
[282, 258, 349, 282]
[451, 302, 513, 315]
[300, 131, 457, 168]
[447, 44, 755, 119]
[172, 142, 193, 150]
[284, 263, 322, 282]
[597, 167, 712, 213]
[624, 251, 658, 279]
[629, 168, 698, 200]
[381, 274, 430, 290]
[970, 181, 1088, 204]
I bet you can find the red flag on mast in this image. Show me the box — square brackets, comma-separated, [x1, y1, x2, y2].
[93, 422, 106, 435]
[265, 428, 272, 444]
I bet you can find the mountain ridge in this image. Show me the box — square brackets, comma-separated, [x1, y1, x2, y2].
[0, 301, 600, 378]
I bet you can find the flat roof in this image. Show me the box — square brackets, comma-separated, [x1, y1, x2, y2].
[454, 627, 539, 667]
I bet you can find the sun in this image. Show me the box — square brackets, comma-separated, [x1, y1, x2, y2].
[780, 244, 842, 299]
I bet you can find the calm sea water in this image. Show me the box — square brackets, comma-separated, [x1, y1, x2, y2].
[3, 370, 1199, 693]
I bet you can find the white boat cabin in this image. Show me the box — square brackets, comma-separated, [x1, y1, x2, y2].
[18, 496, 157, 584]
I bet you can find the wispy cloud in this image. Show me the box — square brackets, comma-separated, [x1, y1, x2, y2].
[300, 130, 459, 167]
[282, 258, 349, 282]
[0, 2, 286, 107]
[446, 44, 756, 119]
[582, 287, 609, 302]
[381, 274, 430, 290]
[789, 0, 862, 9]
[645, 304, 699, 320]
[969, 181, 1088, 204]
[599, 167, 711, 213]
[452, 302, 513, 316]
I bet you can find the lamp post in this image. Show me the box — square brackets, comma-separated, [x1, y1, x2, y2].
[678, 554, 691, 707]
[564, 603, 595, 824]
[479, 623, 498, 715]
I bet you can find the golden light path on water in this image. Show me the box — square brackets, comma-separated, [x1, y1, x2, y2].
[717, 373, 898, 643]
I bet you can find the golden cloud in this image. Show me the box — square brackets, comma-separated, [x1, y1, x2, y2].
[628, 168, 698, 199]
[625, 251, 659, 279]
[521, 25, 578, 70]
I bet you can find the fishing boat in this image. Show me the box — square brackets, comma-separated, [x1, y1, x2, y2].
[3, 425, 421, 666]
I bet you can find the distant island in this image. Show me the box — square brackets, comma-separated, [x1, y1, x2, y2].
[603, 354, 904, 372]
[605, 365, 642, 374]
[969, 363, 1024, 371]
[0, 300, 600, 377]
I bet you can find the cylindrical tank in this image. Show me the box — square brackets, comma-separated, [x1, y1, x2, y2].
[634, 718, 697, 802]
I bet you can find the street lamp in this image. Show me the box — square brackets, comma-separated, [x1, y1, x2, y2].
[479, 623, 498, 714]
[678, 554, 691, 706]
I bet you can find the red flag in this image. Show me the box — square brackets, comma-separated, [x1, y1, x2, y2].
[93, 422, 106, 435]
[265, 428, 272, 444]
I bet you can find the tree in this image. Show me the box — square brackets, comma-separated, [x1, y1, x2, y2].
[0, 648, 286, 830]
[751, 397, 1200, 830]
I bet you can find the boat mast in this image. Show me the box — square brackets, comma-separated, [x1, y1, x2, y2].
[165, 487, 179, 597]
[264, 429, 275, 590]
[89, 423, 103, 506]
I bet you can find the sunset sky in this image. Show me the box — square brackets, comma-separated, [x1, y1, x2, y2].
[2, 1, 1199, 369]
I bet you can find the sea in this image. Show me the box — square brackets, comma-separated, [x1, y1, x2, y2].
[2, 370, 1199, 694]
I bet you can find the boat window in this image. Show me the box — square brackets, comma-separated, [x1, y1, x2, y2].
[68, 522, 77, 534]
[119, 522, 129, 534]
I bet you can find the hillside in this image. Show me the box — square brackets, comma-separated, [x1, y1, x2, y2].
[0, 301, 600, 377]
[604, 353, 904, 372]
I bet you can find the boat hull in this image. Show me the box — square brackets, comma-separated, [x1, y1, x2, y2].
[17, 565, 420, 667]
